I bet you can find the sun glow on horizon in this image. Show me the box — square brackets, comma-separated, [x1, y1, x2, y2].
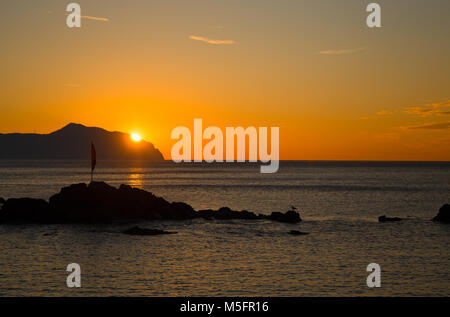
[131, 133, 141, 142]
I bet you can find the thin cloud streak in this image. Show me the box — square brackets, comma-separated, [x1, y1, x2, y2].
[81, 15, 109, 22]
[404, 121, 450, 130]
[65, 13, 109, 22]
[319, 47, 366, 55]
[404, 100, 450, 117]
[189, 35, 235, 45]
[376, 110, 393, 116]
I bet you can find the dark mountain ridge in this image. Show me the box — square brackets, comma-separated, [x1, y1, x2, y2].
[0, 123, 164, 161]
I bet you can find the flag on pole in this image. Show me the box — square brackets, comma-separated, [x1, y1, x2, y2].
[91, 142, 96, 182]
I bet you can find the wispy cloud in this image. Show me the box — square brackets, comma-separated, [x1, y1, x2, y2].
[189, 35, 235, 45]
[376, 110, 393, 116]
[404, 121, 450, 130]
[81, 15, 109, 22]
[319, 47, 366, 55]
[65, 13, 109, 22]
[404, 100, 450, 117]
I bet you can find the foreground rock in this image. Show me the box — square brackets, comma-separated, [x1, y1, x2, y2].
[433, 204, 450, 223]
[378, 215, 402, 222]
[0, 197, 5, 204]
[0, 198, 54, 223]
[48, 182, 196, 223]
[122, 226, 177, 236]
[0, 181, 302, 224]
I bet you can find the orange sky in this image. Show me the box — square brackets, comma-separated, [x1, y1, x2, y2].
[0, 0, 449, 161]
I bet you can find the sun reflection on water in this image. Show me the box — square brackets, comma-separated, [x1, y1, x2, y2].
[128, 168, 144, 188]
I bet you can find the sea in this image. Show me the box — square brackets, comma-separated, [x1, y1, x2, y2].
[0, 160, 449, 296]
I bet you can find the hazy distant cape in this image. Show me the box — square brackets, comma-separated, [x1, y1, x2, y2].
[0, 123, 164, 161]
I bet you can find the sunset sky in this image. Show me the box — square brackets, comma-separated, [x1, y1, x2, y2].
[1, 0, 449, 160]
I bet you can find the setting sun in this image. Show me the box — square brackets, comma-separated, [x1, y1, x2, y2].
[131, 133, 141, 142]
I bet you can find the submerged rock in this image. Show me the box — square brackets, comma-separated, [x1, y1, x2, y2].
[43, 231, 58, 236]
[433, 204, 450, 223]
[289, 230, 309, 235]
[378, 215, 402, 222]
[122, 226, 177, 236]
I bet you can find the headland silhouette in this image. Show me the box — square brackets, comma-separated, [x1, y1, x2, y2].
[0, 123, 164, 161]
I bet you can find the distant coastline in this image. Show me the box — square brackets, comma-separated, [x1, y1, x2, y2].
[0, 123, 164, 161]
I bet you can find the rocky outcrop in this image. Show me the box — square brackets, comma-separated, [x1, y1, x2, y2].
[0, 198, 54, 223]
[378, 215, 402, 222]
[433, 204, 450, 223]
[48, 181, 197, 223]
[265, 210, 302, 223]
[197, 207, 302, 224]
[122, 226, 177, 236]
[0, 181, 302, 225]
[197, 207, 259, 220]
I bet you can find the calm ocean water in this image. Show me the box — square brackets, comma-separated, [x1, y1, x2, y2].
[0, 160, 449, 296]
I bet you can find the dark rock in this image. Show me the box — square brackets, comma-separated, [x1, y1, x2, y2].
[289, 230, 309, 235]
[0, 198, 54, 223]
[197, 207, 259, 220]
[378, 215, 402, 222]
[122, 226, 177, 236]
[199, 208, 302, 223]
[170, 202, 197, 220]
[197, 209, 216, 219]
[433, 204, 450, 223]
[268, 210, 302, 223]
[48, 181, 197, 223]
[0, 181, 303, 225]
[0, 197, 5, 204]
[215, 207, 259, 220]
